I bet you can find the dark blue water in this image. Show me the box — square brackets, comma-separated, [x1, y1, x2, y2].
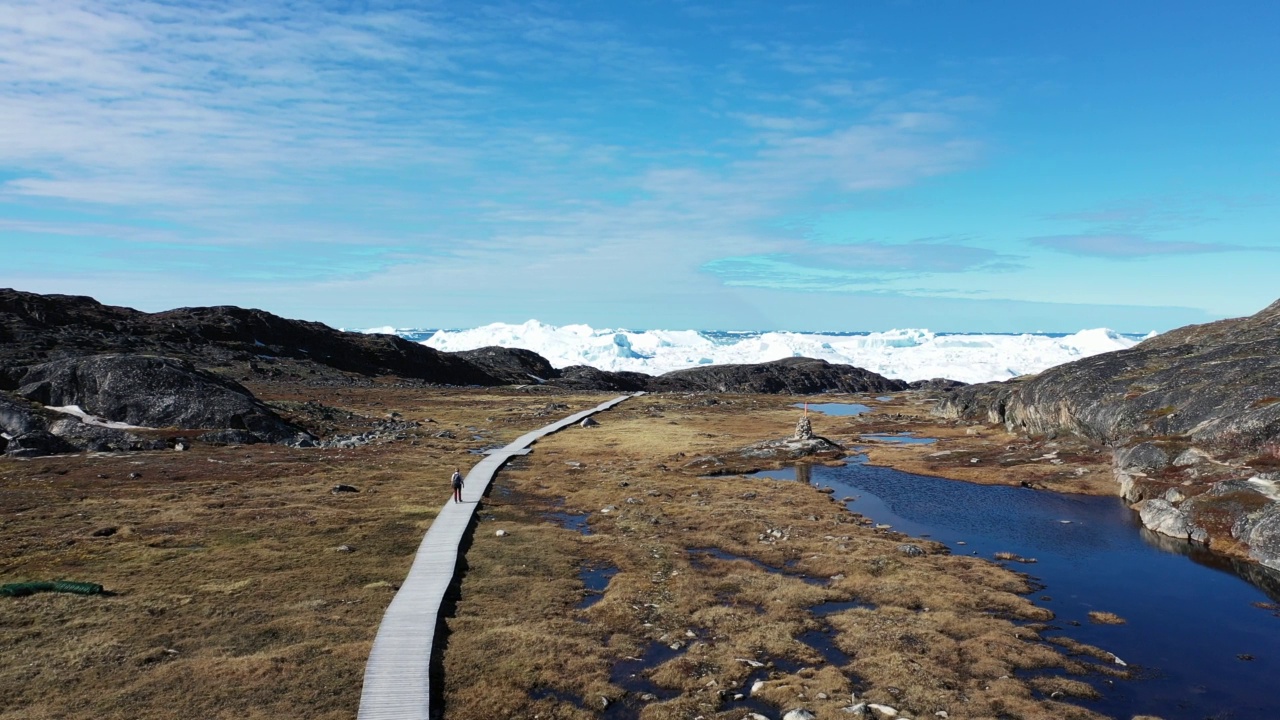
[795, 402, 873, 416]
[752, 462, 1280, 720]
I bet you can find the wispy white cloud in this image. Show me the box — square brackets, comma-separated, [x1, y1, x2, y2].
[1030, 234, 1280, 259]
[0, 0, 990, 311]
[704, 239, 1022, 291]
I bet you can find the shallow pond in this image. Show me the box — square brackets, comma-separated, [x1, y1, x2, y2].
[793, 402, 873, 416]
[750, 461, 1280, 720]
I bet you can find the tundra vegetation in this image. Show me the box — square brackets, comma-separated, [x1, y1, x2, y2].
[0, 382, 1129, 720]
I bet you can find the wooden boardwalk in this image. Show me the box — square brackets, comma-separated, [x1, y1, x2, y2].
[357, 394, 637, 720]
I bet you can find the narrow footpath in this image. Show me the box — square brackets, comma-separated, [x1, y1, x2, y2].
[357, 393, 638, 720]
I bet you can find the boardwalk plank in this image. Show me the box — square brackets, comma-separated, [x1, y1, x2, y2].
[357, 394, 637, 720]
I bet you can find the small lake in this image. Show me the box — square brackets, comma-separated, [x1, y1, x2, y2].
[749, 461, 1280, 720]
[793, 402, 873, 416]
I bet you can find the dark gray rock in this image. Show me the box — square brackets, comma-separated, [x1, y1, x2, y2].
[453, 346, 557, 385]
[0, 288, 501, 385]
[548, 365, 651, 392]
[1115, 442, 1171, 474]
[650, 357, 908, 394]
[908, 378, 966, 391]
[0, 392, 43, 437]
[3, 430, 75, 457]
[10, 354, 311, 445]
[938, 299, 1280, 455]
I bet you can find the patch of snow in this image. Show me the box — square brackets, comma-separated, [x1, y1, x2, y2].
[1247, 476, 1280, 502]
[45, 405, 155, 431]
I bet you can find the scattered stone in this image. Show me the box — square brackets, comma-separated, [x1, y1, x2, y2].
[898, 544, 925, 557]
[783, 710, 817, 720]
[495, 529, 508, 537]
[580, 417, 600, 428]
[129, 472, 141, 479]
[868, 704, 899, 718]
[601, 505, 617, 514]
[91, 527, 117, 537]
[331, 484, 359, 493]
[333, 544, 355, 552]
[751, 679, 766, 694]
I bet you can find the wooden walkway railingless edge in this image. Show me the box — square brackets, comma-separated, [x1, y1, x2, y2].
[356, 393, 639, 720]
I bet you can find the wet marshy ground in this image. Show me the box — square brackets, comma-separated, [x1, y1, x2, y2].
[751, 458, 1280, 720]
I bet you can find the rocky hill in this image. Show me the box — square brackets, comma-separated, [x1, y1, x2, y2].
[0, 289, 910, 457]
[938, 298, 1280, 568]
[0, 289, 498, 385]
[648, 356, 908, 394]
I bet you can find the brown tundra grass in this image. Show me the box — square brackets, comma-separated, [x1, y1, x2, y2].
[1, 386, 1127, 720]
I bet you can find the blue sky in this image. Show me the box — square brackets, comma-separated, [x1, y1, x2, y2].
[1, 0, 1277, 332]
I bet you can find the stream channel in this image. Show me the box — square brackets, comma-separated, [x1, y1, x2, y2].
[751, 402, 1280, 720]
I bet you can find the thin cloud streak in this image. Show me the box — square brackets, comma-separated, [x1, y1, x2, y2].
[1030, 234, 1280, 259]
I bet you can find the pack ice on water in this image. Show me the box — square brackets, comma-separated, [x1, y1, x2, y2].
[359, 320, 1151, 385]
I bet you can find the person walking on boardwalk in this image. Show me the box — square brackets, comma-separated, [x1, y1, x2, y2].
[451, 467, 464, 503]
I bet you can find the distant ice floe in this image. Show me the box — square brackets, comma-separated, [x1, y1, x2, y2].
[358, 320, 1151, 384]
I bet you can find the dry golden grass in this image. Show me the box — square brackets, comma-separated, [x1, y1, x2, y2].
[440, 393, 1121, 720]
[0, 383, 607, 720]
[1088, 611, 1127, 625]
[2, 386, 1128, 720]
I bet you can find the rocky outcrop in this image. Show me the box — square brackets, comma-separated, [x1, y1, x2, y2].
[938, 299, 1280, 455]
[937, 298, 1280, 565]
[908, 378, 966, 391]
[2, 355, 311, 455]
[452, 346, 558, 385]
[547, 365, 651, 392]
[0, 289, 499, 385]
[650, 357, 907, 394]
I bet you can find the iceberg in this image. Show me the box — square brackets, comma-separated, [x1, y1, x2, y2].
[360, 321, 1149, 385]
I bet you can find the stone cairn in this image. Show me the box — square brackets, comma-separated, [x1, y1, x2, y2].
[793, 413, 814, 441]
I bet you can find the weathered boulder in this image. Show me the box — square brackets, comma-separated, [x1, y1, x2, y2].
[1114, 442, 1171, 474]
[10, 354, 310, 445]
[1234, 504, 1280, 571]
[1136, 498, 1198, 541]
[0, 392, 44, 437]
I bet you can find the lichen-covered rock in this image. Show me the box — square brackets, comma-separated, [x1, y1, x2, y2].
[1137, 498, 1196, 541]
[1115, 442, 1171, 474]
[937, 298, 1280, 564]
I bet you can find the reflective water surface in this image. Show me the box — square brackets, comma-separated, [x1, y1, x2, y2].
[750, 461, 1280, 720]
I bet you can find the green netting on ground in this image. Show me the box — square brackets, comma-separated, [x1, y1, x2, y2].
[0, 581, 104, 597]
